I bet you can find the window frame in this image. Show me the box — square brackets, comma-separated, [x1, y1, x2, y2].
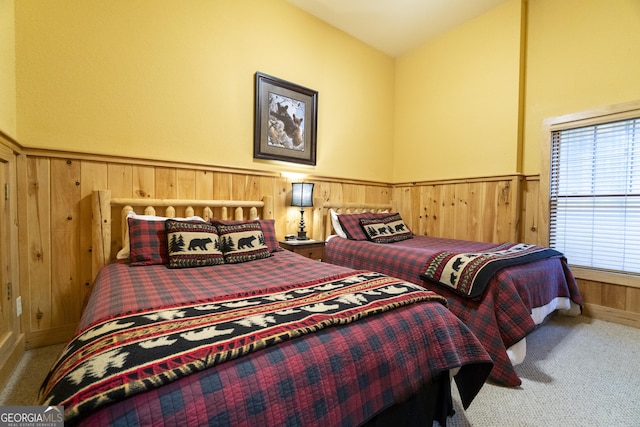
[540, 99, 640, 289]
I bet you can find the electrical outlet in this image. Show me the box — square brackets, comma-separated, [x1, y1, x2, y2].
[16, 296, 22, 317]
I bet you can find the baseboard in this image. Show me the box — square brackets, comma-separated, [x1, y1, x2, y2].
[583, 303, 640, 329]
[26, 324, 76, 350]
[0, 333, 25, 391]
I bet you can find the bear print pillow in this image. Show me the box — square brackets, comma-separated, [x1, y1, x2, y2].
[165, 219, 224, 268]
[216, 220, 271, 264]
[359, 213, 413, 244]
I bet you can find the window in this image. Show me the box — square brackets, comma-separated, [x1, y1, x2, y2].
[549, 114, 640, 275]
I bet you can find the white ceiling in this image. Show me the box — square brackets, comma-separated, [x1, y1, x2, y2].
[287, 0, 510, 57]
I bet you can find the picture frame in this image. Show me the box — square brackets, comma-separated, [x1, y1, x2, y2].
[254, 72, 318, 166]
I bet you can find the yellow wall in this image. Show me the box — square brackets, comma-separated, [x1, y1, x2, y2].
[10, 0, 640, 183]
[523, 0, 640, 175]
[0, 0, 16, 138]
[14, 0, 395, 182]
[393, 0, 523, 183]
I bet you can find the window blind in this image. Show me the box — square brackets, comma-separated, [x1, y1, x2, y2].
[549, 117, 640, 274]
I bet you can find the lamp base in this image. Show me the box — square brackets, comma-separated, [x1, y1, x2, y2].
[296, 207, 308, 240]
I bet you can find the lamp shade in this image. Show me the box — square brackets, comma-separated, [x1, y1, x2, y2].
[291, 182, 314, 207]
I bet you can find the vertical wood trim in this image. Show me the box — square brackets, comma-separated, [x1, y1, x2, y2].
[26, 157, 52, 335]
[262, 196, 274, 220]
[155, 167, 177, 199]
[176, 169, 196, 200]
[92, 190, 111, 279]
[195, 170, 214, 199]
[80, 162, 108, 304]
[312, 197, 326, 241]
[50, 158, 81, 325]
[132, 165, 154, 199]
[16, 154, 29, 342]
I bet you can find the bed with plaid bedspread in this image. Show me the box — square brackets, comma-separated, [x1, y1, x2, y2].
[325, 235, 583, 387]
[43, 250, 492, 426]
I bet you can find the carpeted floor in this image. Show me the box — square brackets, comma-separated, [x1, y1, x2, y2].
[0, 342, 65, 406]
[1, 314, 639, 426]
[445, 314, 640, 426]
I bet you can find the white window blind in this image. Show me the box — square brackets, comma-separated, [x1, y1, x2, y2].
[549, 117, 640, 275]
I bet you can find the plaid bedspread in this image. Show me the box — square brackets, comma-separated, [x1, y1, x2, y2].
[325, 236, 583, 387]
[39, 271, 447, 424]
[55, 250, 492, 426]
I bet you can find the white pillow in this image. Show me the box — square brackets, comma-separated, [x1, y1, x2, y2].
[115, 212, 205, 260]
[329, 209, 347, 238]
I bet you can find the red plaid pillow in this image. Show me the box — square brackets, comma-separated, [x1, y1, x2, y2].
[360, 213, 413, 244]
[117, 213, 204, 260]
[337, 212, 392, 240]
[212, 219, 282, 252]
[128, 217, 171, 266]
[128, 217, 206, 266]
[165, 220, 224, 268]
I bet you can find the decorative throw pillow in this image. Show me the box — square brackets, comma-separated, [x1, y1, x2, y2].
[337, 212, 391, 240]
[359, 213, 413, 244]
[117, 212, 204, 261]
[212, 219, 282, 252]
[128, 216, 204, 266]
[165, 219, 224, 268]
[256, 219, 283, 252]
[216, 221, 271, 264]
[329, 209, 347, 238]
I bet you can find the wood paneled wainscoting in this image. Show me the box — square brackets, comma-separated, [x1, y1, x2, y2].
[394, 174, 640, 329]
[16, 150, 393, 349]
[392, 175, 523, 243]
[14, 151, 640, 354]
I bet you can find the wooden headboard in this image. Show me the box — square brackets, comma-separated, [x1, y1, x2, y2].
[311, 197, 397, 241]
[91, 190, 274, 278]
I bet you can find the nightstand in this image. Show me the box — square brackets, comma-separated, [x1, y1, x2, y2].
[279, 239, 326, 261]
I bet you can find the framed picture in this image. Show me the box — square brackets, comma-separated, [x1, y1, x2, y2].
[254, 72, 318, 165]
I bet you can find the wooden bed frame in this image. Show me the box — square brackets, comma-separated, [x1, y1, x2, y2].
[91, 190, 274, 279]
[311, 197, 397, 241]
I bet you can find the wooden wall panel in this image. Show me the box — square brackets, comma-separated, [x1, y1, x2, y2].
[176, 169, 196, 199]
[577, 279, 602, 305]
[25, 157, 52, 334]
[50, 159, 81, 326]
[155, 167, 177, 199]
[394, 177, 520, 243]
[17, 153, 640, 350]
[18, 153, 398, 346]
[520, 177, 541, 245]
[195, 170, 214, 199]
[107, 164, 132, 199]
[601, 283, 627, 311]
[213, 171, 232, 199]
[627, 287, 640, 314]
[133, 166, 154, 198]
[79, 162, 108, 306]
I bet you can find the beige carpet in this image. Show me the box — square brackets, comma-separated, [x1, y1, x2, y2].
[0, 342, 65, 406]
[1, 315, 639, 426]
[445, 314, 640, 426]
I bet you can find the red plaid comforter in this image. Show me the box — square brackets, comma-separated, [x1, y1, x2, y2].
[66, 250, 492, 426]
[325, 236, 583, 387]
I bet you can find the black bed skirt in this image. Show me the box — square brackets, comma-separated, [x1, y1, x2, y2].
[363, 374, 453, 427]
